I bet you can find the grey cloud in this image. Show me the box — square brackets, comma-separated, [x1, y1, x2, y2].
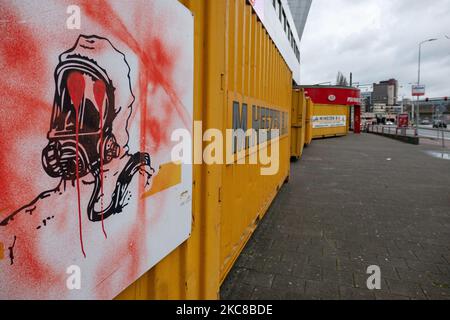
[300, 0, 450, 97]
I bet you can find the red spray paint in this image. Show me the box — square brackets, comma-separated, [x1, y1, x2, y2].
[0, 7, 49, 211]
[80, 1, 190, 129]
[67, 71, 87, 258]
[94, 79, 107, 239]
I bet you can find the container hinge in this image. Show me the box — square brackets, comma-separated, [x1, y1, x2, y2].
[220, 73, 225, 91]
[218, 187, 222, 203]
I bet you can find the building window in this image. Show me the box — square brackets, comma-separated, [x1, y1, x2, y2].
[278, 0, 282, 21]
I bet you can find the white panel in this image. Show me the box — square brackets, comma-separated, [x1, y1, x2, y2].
[0, 0, 193, 300]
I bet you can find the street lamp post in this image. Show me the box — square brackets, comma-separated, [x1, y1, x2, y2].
[415, 38, 437, 132]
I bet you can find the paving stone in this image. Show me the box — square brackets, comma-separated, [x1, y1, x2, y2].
[438, 265, 450, 275]
[336, 258, 367, 273]
[421, 284, 450, 300]
[426, 273, 450, 289]
[241, 271, 274, 289]
[246, 256, 276, 272]
[322, 270, 354, 287]
[272, 274, 305, 292]
[270, 239, 299, 252]
[307, 255, 338, 271]
[323, 247, 352, 260]
[223, 267, 250, 286]
[297, 244, 323, 257]
[348, 253, 379, 266]
[374, 291, 411, 300]
[223, 283, 255, 300]
[292, 264, 322, 282]
[374, 264, 401, 281]
[262, 260, 295, 276]
[282, 290, 310, 300]
[304, 280, 340, 300]
[405, 260, 442, 274]
[385, 279, 427, 299]
[413, 250, 449, 265]
[251, 287, 283, 300]
[376, 255, 409, 269]
[280, 251, 308, 265]
[353, 272, 370, 289]
[394, 267, 429, 285]
[339, 286, 377, 300]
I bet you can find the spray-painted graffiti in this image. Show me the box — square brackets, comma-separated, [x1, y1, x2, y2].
[2, 35, 155, 258]
[0, 0, 193, 299]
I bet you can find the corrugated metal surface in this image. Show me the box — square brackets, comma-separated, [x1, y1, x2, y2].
[116, 0, 292, 300]
[312, 104, 350, 139]
[291, 88, 306, 159]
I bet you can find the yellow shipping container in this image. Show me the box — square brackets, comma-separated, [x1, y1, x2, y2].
[301, 85, 360, 140]
[312, 104, 350, 139]
[117, 0, 293, 300]
[305, 97, 314, 146]
[291, 88, 307, 159]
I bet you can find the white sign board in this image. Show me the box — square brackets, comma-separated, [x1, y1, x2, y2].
[412, 85, 425, 97]
[0, 0, 193, 300]
[312, 115, 347, 129]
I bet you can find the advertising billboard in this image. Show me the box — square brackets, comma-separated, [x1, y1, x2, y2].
[312, 115, 347, 129]
[412, 85, 426, 97]
[397, 114, 409, 128]
[0, 0, 193, 299]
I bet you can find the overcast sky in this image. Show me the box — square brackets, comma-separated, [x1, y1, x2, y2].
[300, 0, 450, 98]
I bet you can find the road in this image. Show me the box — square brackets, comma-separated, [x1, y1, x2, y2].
[418, 128, 450, 141]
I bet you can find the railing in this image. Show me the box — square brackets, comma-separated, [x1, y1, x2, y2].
[366, 124, 448, 147]
[365, 124, 417, 137]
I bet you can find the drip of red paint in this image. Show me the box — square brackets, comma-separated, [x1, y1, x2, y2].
[67, 71, 87, 258]
[94, 79, 107, 239]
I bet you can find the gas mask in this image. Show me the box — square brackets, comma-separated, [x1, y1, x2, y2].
[42, 46, 121, 181]
[39, 35, 153, 223]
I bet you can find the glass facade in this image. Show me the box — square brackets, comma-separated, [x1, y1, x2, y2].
[287, 0, 312, 42]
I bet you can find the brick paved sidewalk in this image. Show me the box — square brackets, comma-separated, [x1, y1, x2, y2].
[221, 133, 450, 300]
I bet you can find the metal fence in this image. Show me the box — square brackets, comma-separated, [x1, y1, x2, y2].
[366, 124, 417, 137]
[366, 124, 448, 148]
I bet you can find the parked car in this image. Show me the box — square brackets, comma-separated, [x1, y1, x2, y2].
[421, 119, 431, 125]
[385, 121, 395, 126]
[433, 120, 447, 129]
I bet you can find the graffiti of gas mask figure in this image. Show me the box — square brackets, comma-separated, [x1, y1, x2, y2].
[1, 35, 154, 231]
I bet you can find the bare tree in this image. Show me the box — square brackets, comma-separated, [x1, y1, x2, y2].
[336, 71, 348, 86]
